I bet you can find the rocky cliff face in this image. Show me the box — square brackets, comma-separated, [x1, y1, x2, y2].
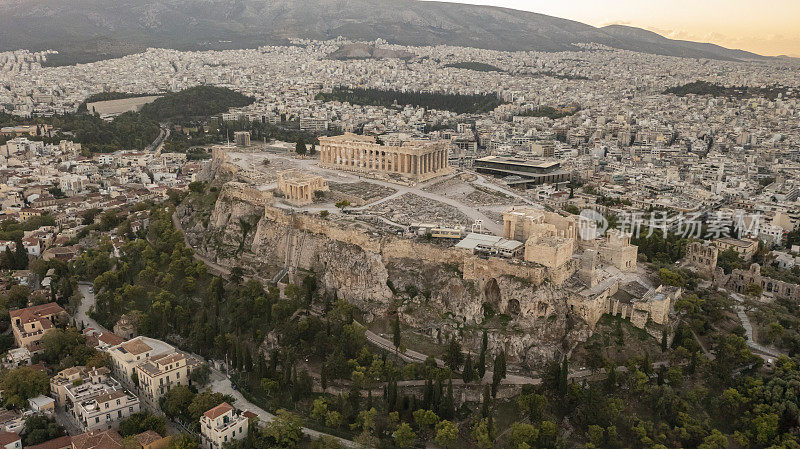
[178, 184, 588, 368]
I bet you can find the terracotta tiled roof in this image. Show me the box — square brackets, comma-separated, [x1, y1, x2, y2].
[9, 302, 65, 320]
[133, 431, 162, 447]
[203, 402, 233, 420]
[118, 338, 152, 356]
[0, 432, 20, 446]
[26, 435, 72, 449]
[98, 333, 125, 347]
[71, 430, 123, 449]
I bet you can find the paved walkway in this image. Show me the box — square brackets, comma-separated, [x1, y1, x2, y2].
[728, 291, 782, 359]
[470, 172, 542, 208]
[267, 155, 504, 235]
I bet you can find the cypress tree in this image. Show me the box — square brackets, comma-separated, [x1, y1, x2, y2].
[477, 330, 488, 380]
[295, 138, 307, 155]
[433, 377, 443, 415]
[481, 384, 491, 417]
[441, 379, 455, 420]
[392, 314, 401, 349]
[14, 239, 27, 269]
[462, 354, 474, 383]
[422, 377, 433, 410]
[387, 378, 397, 411]
[491, 351, 506, 398]
[4, 246, 14, 269]
[558, 356, 568, 397]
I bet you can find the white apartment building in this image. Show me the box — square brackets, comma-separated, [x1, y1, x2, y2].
[64, 369, 140, 432]
[200, 402, 249, 449]
[299, 116, 329, 133]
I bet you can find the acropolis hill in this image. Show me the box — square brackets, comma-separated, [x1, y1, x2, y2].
[176, 144, 679, 368]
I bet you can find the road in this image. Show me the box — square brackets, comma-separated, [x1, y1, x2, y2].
[208, 367, 359, 448]
[76, 283, 109, 333]
[148, 124, 170, 153]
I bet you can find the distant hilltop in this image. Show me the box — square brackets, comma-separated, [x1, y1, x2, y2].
[0, 0, 771, 65]
[327, 43, 416, 61]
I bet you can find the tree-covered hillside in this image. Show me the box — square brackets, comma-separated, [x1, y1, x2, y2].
[664, 81, 797, 100]
[139, 86, 254, 121]
[316, 87, 506, 114]
[0, 111, 160, 153]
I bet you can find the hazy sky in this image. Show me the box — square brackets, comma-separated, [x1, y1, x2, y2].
[433, 0, 800, 57]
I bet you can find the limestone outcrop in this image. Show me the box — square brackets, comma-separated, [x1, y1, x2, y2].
[177, 183, 587, 368]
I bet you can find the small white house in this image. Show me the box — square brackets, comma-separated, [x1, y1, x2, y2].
[28, 395, 55, 415]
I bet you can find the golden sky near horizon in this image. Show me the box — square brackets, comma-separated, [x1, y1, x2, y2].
[433, 0, 800, 57]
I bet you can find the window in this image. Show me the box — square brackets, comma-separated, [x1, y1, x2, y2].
[95, 417, 100, 423]
[106, 414, 111, 421]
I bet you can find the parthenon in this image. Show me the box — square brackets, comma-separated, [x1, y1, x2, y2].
[318, 133, 450, 182]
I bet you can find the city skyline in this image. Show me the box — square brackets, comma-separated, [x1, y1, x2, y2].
[433, 0, 800, 57]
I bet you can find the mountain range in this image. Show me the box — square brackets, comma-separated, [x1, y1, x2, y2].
[0, 0, 768, 65]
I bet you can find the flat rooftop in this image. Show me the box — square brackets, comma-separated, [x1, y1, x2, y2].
[455, 233, 523, 251]
[475, 156, 561, 169]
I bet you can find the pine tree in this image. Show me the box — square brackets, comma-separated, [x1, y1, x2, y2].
[661, 329, 668, 352]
